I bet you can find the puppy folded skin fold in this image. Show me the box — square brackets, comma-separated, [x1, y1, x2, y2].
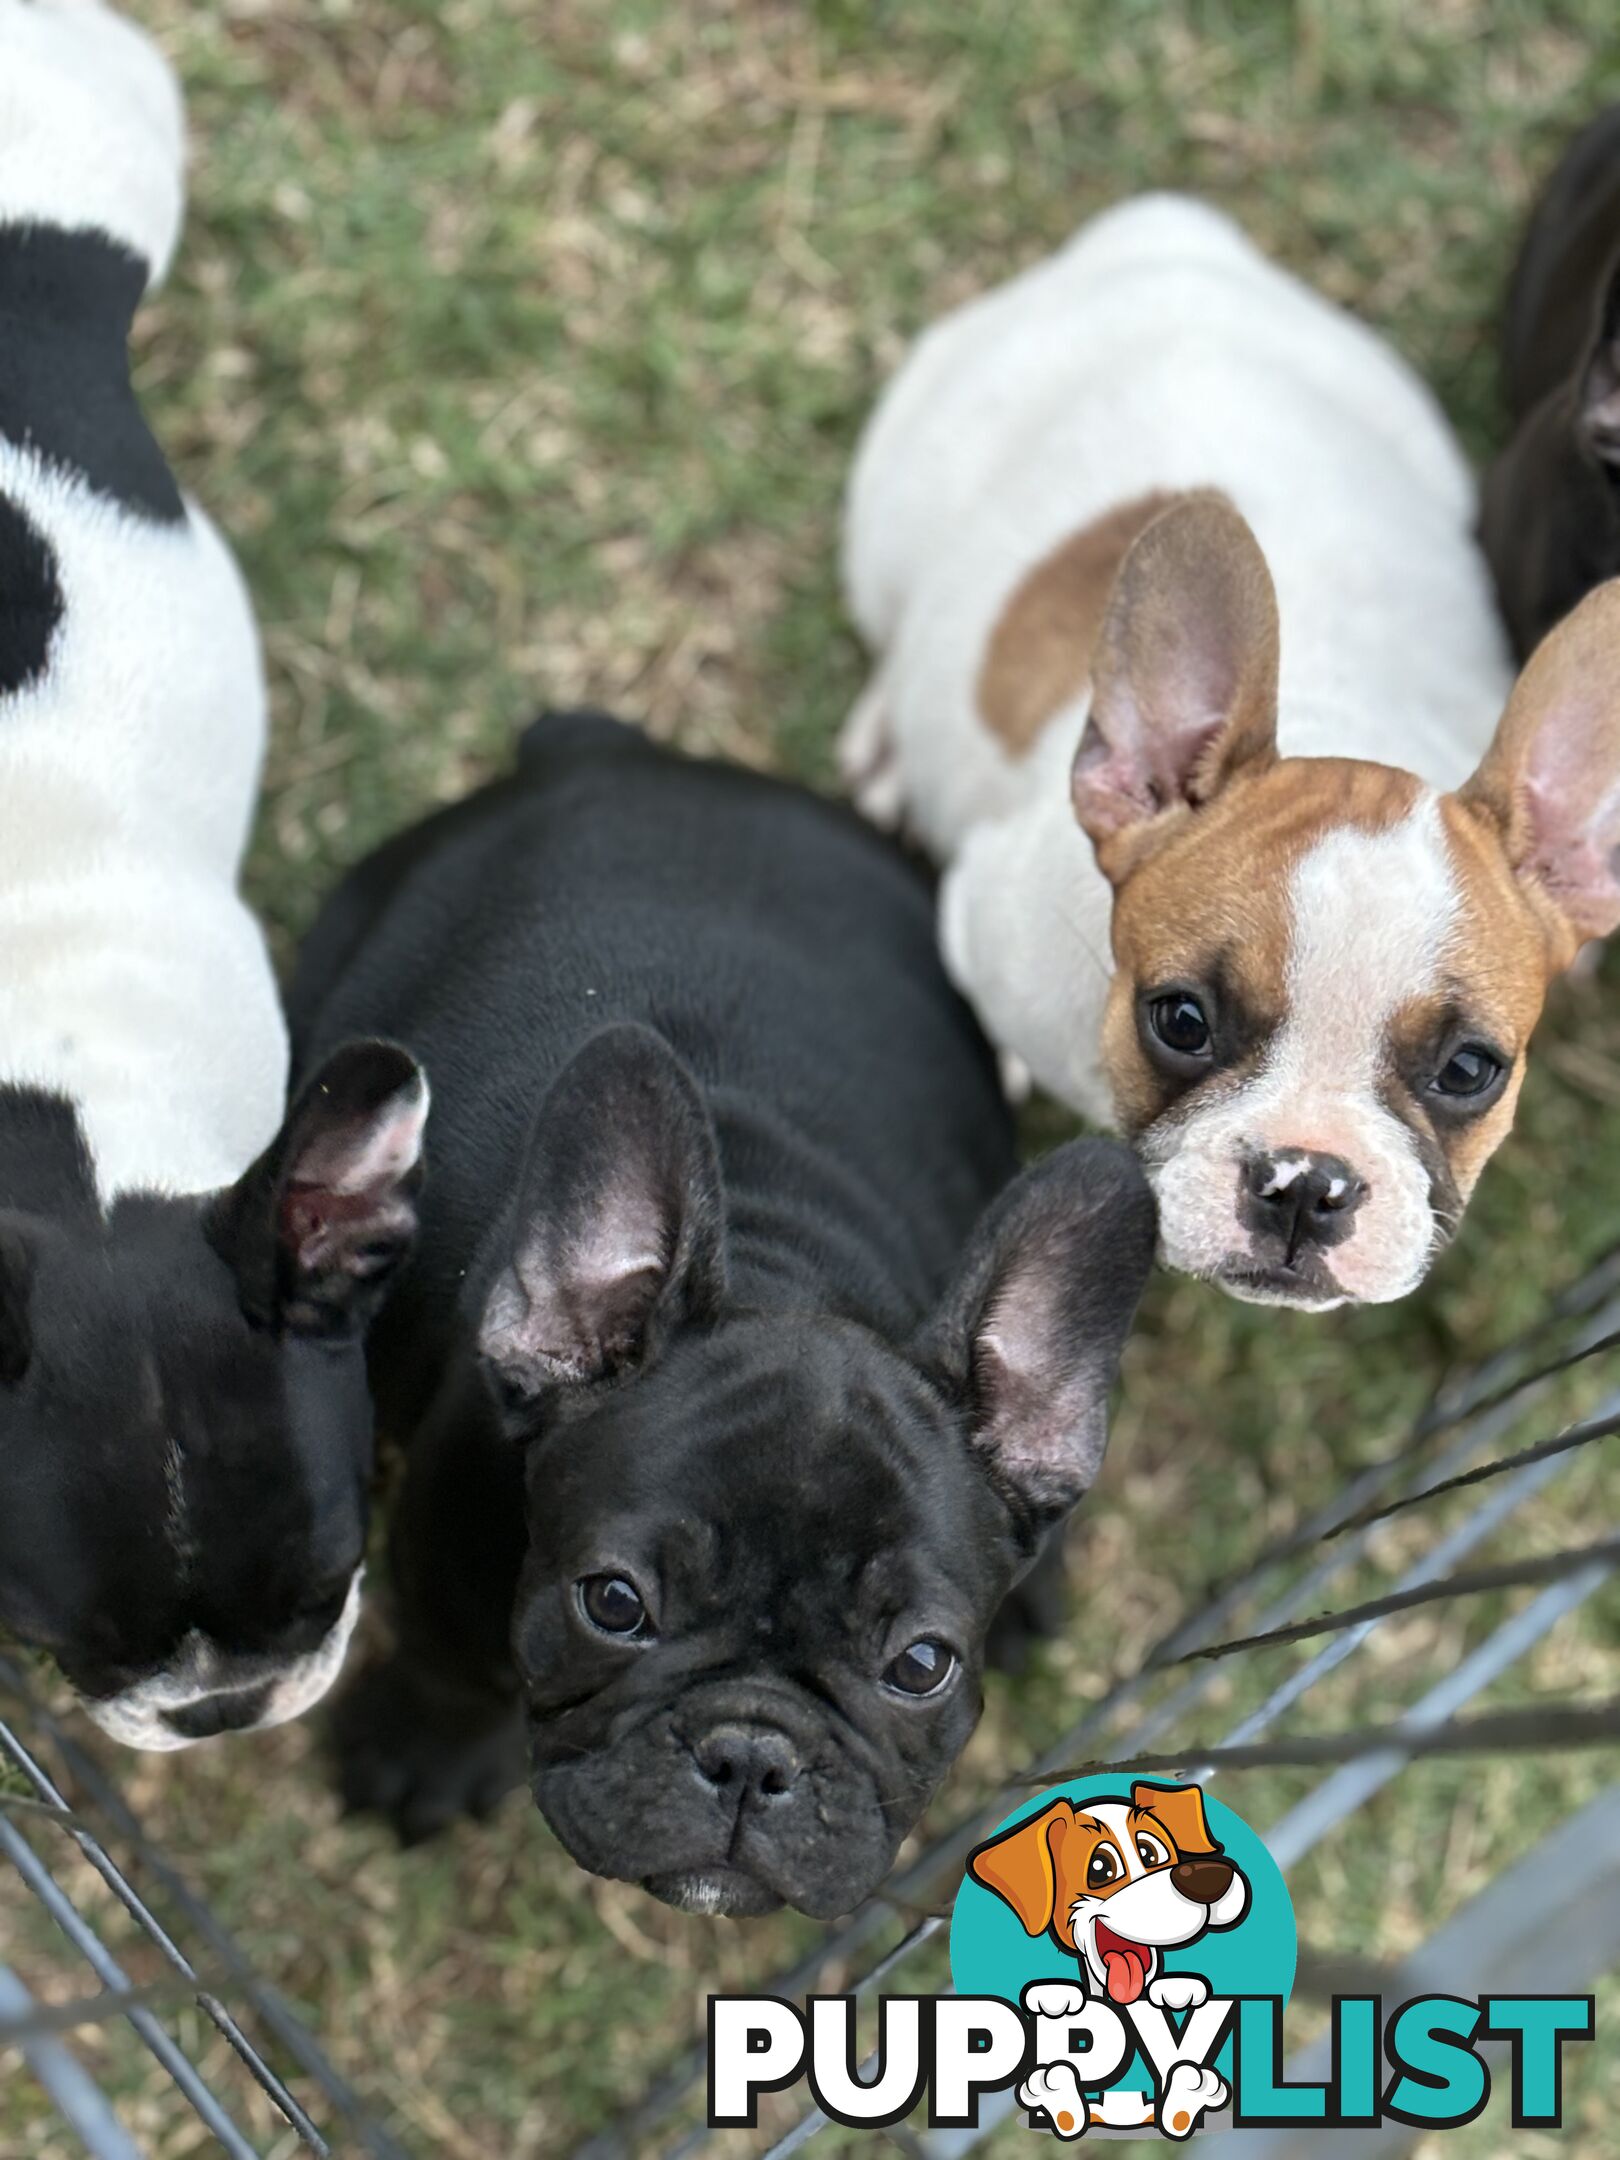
[843, 192, 1620, 1310]
[291, 712, 1155, 1917]
[1482, 104, 1620, 657]
[0, 0, 424, 1747]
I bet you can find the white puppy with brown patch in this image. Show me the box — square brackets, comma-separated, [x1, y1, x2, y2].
[842, 194, 1620, 1307]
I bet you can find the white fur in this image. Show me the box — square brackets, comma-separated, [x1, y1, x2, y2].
[1148, 799, 1460, 1305]
[0, 2, 287, 1202]
[85, 1569, 365, 1752]
[0, 0, 184, 279]
[844, 195, 1516, 1299]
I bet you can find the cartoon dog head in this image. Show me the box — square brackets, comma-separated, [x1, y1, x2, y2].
[1071, 494, 1620, 1308]
[969, 1781, 1250, 2005]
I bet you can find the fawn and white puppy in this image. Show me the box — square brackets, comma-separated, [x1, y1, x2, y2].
[0, 1, 424, 1747]
[843, 195, 1620, 1309]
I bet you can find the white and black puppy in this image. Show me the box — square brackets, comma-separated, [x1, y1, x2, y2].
[0, 1, 425, 1748]
[843, 195, 1620, 1311]
[291, 713, 1156, 1918]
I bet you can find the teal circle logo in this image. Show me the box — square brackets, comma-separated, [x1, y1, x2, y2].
[951, 1777, 1295, 2136]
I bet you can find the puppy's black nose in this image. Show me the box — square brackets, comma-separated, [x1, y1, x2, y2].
[691, 1723, 800, 1803]
[163, 1683, 273, 1741]
[1242, 1150, 1365, 1263]
[1172, 1856, 1235, 1904]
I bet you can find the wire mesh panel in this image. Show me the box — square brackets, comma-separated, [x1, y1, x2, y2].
[0, 1658, 407, 2160]
[584, 1245, 1620, 2160]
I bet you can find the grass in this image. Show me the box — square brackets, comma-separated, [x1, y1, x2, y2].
[4, 0, 1620, 2153]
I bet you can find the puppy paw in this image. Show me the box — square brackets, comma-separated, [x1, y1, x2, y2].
[328, 1654, 525, 1846]
[1158, 2061, 1227, 2139]
[1021, 1979, 1089, 2020]
[1147, 1974, 1210, 2013]
[1019, 2062, 1089, 2138]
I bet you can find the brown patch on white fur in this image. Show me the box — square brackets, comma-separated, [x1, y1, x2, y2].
[976, 490, 1188, 754]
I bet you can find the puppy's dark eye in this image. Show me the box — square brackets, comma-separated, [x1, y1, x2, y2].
[1087, 1845, 1121, 1888]
[884, 1638, 957, 1696]
[577, 1573, 650, 1637]
[1430, 1044, 1503, 1100]
[1135, 1832, 1168, 1869]
[1147, 993, 1213, 1063]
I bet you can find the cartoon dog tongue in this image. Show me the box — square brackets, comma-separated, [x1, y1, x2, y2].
[1096, 1924, 1151, 2004]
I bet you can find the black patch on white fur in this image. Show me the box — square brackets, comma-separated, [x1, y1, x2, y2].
[0, 225, 183, 522]
[0, 1086, 99, 1221]
[0, 492, 63, 694]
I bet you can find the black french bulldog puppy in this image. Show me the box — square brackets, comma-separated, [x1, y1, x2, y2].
[1482, 104, 1620, 657]
[292, 713, 1155, 1918]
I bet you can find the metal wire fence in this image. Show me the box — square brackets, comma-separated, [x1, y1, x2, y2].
[0, 1656, 405, 2159]
[584, 1243, 1620, 2160]
[3, 1248, 1618, 2156]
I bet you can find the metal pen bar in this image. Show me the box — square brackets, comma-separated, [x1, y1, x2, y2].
[0, 1811, 262, 2160]
[1041, 1696, 1620, 1783]
[0, 1964, 144, 2160]
[1265, 1565, 1613, 1869]
[0, 1705, 330, 2155]
[0, 1659, 410, 2160]
[0, 1977, 204, 2046]
[1175, 1533, 1620, 1665]
[1323, 1405, 1620, 1542]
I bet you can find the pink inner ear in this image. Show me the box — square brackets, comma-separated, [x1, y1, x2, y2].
[282, 1184, 388, 1273]
[297, 1096, 426, 1199]
[1072, 717, 1161, 836]
[1072, 701, 1228, 838]
[1523, 724, 1620, 940]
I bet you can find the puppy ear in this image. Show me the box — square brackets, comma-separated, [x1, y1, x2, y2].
[0, 1229, 34, 1385]
[1072, 493, 1280, 877]
[476, 1024, 726, 1403]
[917, 1139, 1156, 1522]
[968, 1800, 1073, 1936]
[1578, 256, 1620, 465]
[1457, 577, 1620, 955]
[209, 1042, 428, 1337]
[1132, 1780, 1219, 1858]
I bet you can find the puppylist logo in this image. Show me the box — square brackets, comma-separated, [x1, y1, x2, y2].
[709, 1776, 1594, 2140]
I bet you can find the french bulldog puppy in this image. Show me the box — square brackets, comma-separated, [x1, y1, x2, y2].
[292, 713, 1155, 1918]
[0, 0, 425, 1747]
[1482, 105, 1620, 657]
[842, 193, 1620, 1311]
